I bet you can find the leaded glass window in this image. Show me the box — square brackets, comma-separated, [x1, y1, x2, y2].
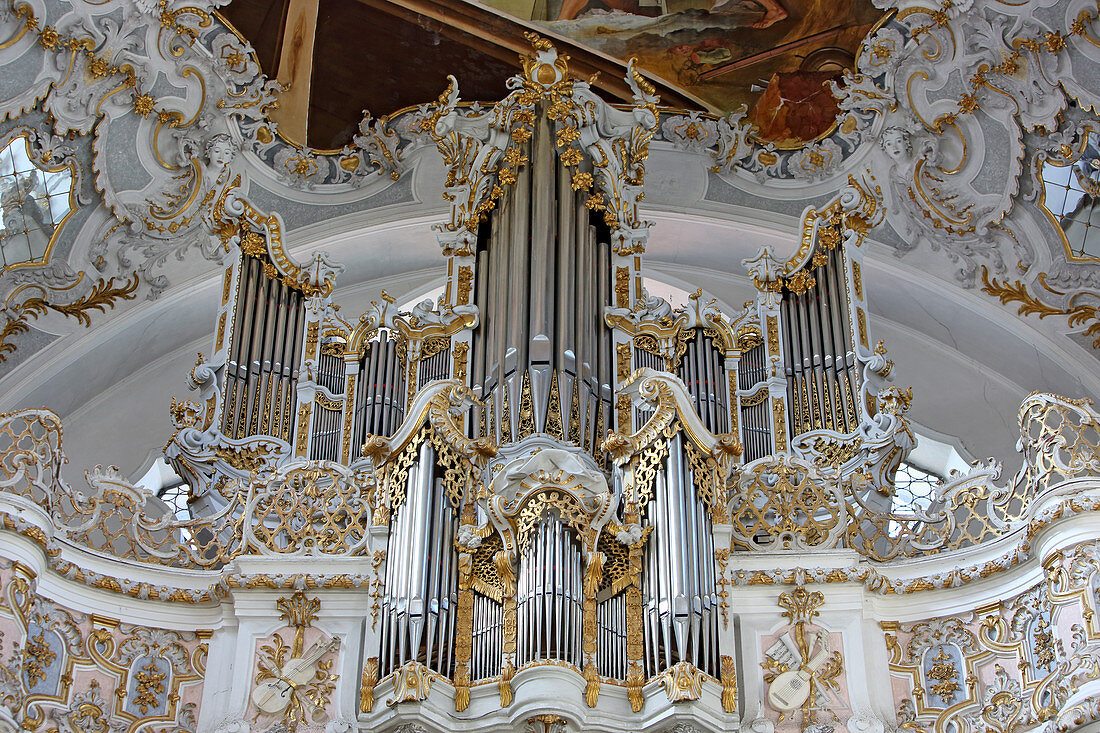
[1041, 137, 1100, 260]
[892, 461, 941, 515]
[0, 135, 74, 269]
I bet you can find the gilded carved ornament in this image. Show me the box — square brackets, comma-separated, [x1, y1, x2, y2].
[359, 657, 379, 713]
[659, 661, 705, 702]
[825, 1, 1100, 346]
[252, 591, 340, 728]
[417, 34, 657, 255]
[526, 714, 568, 733]
[730, 455, 845, 552]
[0, 274, 140, 365]
[386, 660, 439, 706]
[603, 369, 741, 514]
[626, 662, 645, 712]
[483, 445, 614, 558]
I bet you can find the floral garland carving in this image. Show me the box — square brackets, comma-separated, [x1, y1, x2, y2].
[0, 275, 140, 364]
[981, 267, 1100, 348]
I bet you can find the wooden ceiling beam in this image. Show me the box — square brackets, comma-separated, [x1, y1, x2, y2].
[349, 0, 707, 111]
[269, 0, 320, 145]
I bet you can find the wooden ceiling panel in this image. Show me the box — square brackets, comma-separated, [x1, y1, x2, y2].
[220, 0, 705, 149]
[219, 0, 289, 75]
[308, 0, 519, 148]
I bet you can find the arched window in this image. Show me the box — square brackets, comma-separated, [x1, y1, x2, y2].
[1040, 135, 1100, 260]
[0, 135, 74, 269]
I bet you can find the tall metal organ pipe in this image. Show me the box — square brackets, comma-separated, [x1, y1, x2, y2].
[515, 516, 584, 669]
[309, 349, 346, 461]
[469, 110, 613, 453]
[642, 432, 719, 678]
[781, 248, 860, 439]
[378, 445, 457, 677]
[352, 332, 406, 459]
[222, 254, 305, 441]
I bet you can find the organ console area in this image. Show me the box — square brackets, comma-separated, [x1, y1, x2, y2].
[167, 37, 901, 717]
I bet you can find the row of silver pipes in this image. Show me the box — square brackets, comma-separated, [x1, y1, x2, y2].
[305, 333, 411, 461]
[473, 366, 612, 456]
[222, 256, 304, 441]
[353, 331, 406, 459]
[470, 115, 614, 452]
[737, 344, 772, 463]
[309, 352, 346, 461]
[377, 441, 720, 682]
[378, 442, 459, 677]
[643, 433, 720, 677]
[677, 333, 729, 435]
[781, 248, 861, 436]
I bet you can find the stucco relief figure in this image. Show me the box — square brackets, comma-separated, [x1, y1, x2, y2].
[146, 130, 238, 241]
[0, 170, 54, 265]
[878, 125, 978, 255]
[408, 297, 449, 327]
[880, 126, 929, 180]
[203, 133, 237, 182]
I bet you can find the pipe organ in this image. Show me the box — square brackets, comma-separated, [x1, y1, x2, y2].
[169, 37, 899, 719]
[222, 251, 305, 441]
[350, 331, 405, 461]
[779, 246, 860, 436]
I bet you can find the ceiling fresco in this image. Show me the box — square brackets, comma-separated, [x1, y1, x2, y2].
[483, 0, 884, 145]
[219, 0, 882, 148]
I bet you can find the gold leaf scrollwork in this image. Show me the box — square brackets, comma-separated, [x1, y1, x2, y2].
[386, 660, 438, 706]
[660, 660, 704, 702]
[583, 660, 600, 707]
[778, 585, 825, 626]
[926, 645, 959, 705]
[0, 275, 140, 365]
[626, 661, 645, 712]
[720, 654, 737, 713]
[981, 267, 1100, 348]
[453, 662, 471, 712]
[276, 590, 321, 656]
[499, 660, 515, 707]
[360, 657, 379, 713]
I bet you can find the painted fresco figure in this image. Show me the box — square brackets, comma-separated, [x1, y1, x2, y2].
[556, 0, 787, 29]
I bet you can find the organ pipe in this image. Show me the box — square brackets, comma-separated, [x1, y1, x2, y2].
[642, 432, 719, 678]
[469, 112, 613, 455]
[780, 248, 860, 438]
[352, 332, 406, 460]
[515, 517, 585, 669]
[378, 446, 457, 677]
[222, 252, 304, 442]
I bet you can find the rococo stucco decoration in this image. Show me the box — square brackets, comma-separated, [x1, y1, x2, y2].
[1, 1, 1100, 733]
[0, 0, 1098, 364]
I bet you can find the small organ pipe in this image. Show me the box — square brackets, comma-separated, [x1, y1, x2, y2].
[232, 258, 259, 435]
